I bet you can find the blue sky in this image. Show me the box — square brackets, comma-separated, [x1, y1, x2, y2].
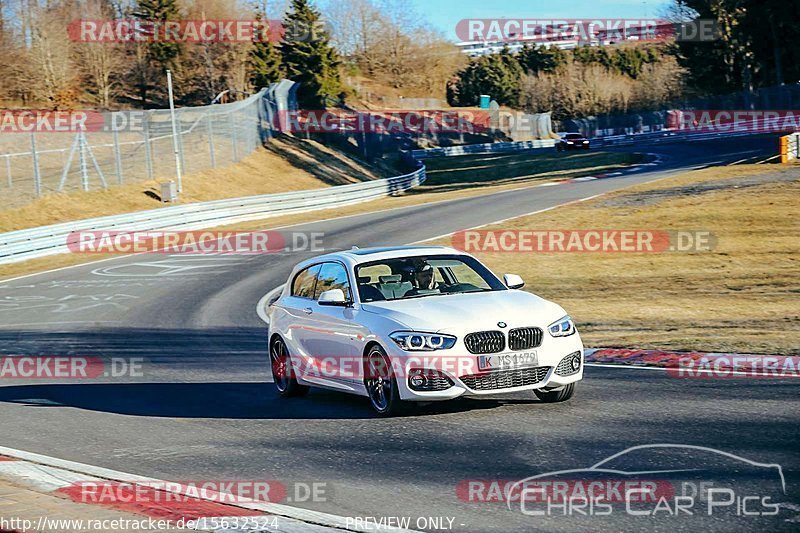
[408, 0, 671, 40]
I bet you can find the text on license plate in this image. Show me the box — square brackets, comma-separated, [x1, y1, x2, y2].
[478, 351, 538, 371]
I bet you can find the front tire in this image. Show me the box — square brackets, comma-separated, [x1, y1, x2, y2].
[270, 337, 309, 398]
[364, 345, 408, 417]
[534, 383, 575, 403]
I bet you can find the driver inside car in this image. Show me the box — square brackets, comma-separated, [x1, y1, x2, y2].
[403, 262, 440, 297]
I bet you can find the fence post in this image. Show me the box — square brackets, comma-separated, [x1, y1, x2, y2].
[79, 133, 90, 191]
[176, 109, 186, 178]
[230, 112, 239, 162]
[112, 123, 124, 185]
[206, 112, 217, 168]
[143, 115, 154, 179]
[251, 100, 259, 152]
[30, 133, 42, 196]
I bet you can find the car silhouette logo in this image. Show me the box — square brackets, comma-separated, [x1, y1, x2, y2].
[505, 443, 788, 512]
[498, 322, 507, 328]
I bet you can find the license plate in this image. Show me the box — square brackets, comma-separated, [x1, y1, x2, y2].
[478, 351, 538, 371]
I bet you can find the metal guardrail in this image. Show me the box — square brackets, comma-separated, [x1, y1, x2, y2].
[0, 164, 426, 264]
[411, 139, 556, 159]
[595, 128, 780, 147]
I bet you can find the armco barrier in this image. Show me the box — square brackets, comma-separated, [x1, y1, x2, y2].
[0, 164, 425, 265]
[595, 128, 771, 147]
[411, 139, 556, 159]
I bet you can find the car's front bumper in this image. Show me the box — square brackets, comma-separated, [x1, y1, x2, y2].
[388, 335, 585, 401]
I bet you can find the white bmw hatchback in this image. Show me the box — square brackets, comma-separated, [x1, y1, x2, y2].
[267, 246, 584, 416]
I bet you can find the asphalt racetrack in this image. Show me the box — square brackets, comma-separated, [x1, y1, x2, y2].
[0, 136, 797, 531]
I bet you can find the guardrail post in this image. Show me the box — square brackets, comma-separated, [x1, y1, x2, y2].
[30, 133, 42, 196]
[112, 124, 124, 184]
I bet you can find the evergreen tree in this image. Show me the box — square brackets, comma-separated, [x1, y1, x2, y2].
[519, 44, 567, 74]
[668, 0, 800, 93]
[133, 0, 183, 106]
[280, 0, 342, 108]
[250, 11, 283, 90]
[447, 49, 523, 107]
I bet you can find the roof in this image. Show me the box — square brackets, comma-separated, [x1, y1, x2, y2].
[291, 246, 465, 271]
[346, 245, 452, 256]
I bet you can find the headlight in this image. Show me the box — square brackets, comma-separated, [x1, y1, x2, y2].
[390, 332, 457, 351]
[548, 316, 576, 337]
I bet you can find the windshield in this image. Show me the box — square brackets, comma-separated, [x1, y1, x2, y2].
[355, 254, 506, 302]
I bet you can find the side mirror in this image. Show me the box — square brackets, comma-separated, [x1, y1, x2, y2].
[503, 274, 525, 289]
[318, 288, 348, 306]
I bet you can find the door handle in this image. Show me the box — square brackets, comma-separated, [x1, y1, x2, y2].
[303, 307, 313, 315]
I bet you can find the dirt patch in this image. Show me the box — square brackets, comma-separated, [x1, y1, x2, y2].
[598, 167, 800, 208]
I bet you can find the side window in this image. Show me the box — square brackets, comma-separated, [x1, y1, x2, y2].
[314, 262, 351, 300]
[291, 264, 321, 298]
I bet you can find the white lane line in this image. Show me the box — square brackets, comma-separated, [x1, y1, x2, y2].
[412, 193, 603, 245]
[586, 363, 672, 372]
[256, 285, 285, 325]
[0, 445, 417, 532]
[585, 363, 794, 378]
[0, 461, 101, 492]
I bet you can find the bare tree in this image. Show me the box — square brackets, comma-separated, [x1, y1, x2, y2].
[181, 0, 255, 102]
[78, 0, 124, 108]
[28, 2, 78, 108]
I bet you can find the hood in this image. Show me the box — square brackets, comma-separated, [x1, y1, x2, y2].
[360, 290, 566, 333]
